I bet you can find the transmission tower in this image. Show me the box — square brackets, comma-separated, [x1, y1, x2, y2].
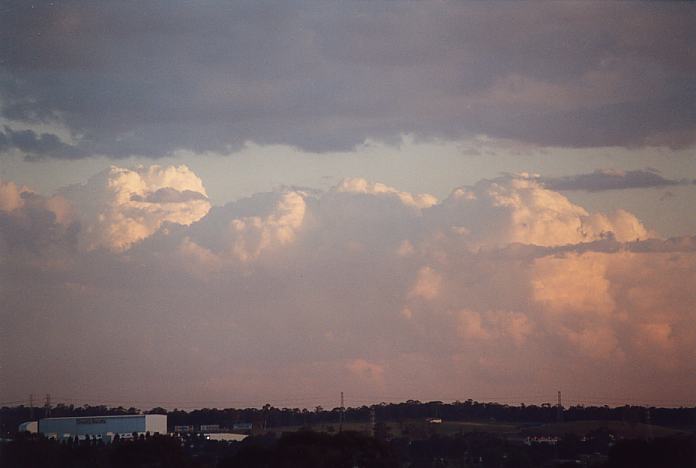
[556, 391, 563, 422]
[646, 407, 653, 440]
[339, 392, 344, 433]
[44, 394, 51, 418]
[370, 406, 376, 438]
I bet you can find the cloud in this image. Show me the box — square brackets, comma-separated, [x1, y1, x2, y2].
[347, 359, 385, 388]
[3, 166, 696, 404]
[539, 168, 693, 192]
[0, 179, 28, 213]
[0, 126, 84, 160]
[457, 310, 533, 346]
[168, 189, 309, 265]
[408, 266, 442, 301]
[532, 253, 615, 317]
[59, 165, 210, 251]
[227, 191, 307, 262]
[0, 179, 77, 256]
[429, 175, 648, 248]
[1, 2, 694, 160]
[336, 178, 437, 210]
[130, 187, 209, 204]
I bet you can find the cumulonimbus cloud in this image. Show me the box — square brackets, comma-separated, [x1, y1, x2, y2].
[1, 166, 695, 404]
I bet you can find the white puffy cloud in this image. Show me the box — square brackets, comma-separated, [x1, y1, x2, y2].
[227, 191, 307, 262]
[336, 178, 437, 210]
[431, 175, 648, 248]
[60, 165, 211, 251]
[582, 209, 649, 242]
[169, 189, 309, 265]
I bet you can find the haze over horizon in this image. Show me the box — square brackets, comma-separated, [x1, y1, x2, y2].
[2, 1, 696, 409]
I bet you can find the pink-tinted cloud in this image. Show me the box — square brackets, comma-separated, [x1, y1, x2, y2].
[2, 167, 696, 406]
[408, 266, 442, 301]
[429, 175, 648, 248]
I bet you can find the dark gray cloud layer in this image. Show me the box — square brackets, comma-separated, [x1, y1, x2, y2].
[540, 169, 695, 192]
[1, 1, 695, 159]
[0, 126, 85, 160]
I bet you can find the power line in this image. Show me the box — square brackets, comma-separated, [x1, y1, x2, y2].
[50, 395, 331, 407]
[3, 393, 694, 410]
[0, 400, 29, 406]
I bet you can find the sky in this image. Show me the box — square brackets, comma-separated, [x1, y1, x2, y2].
[1, 1, 696, 409]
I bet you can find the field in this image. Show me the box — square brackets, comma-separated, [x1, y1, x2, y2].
[268, 418, 687, 440]
[519, 420, 687, 439]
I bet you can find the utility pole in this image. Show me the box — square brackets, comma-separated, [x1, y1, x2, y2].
[370, 406, 376, 438]
[45, 394, 51, 418]
[29, 394, 34, 420]
[339, 392, 344, 433]
[556, 391, 562, 423]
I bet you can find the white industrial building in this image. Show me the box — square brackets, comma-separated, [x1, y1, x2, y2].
[18, 421, 38, 433]
[36, 414, 167, 441]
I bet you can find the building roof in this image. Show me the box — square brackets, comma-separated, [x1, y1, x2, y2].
[39, 414, 160, 421]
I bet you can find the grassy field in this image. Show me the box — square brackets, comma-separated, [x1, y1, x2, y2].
[271, 419, 519, 437]
[519, 420, 687, 439]
[416, 420, 519, 435]
[268, 418, 688, 440]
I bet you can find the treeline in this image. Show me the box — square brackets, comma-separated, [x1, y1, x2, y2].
[1, 432, 193, 468]
[166, 401, 696, 431]
[3, 430, 696, 467]
[2, 400, 695, 434]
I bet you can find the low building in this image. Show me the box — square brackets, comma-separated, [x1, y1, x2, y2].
[38, 414, 167, 441]
[18, 421, 38, 433]
[232, 422, 253, 432]
[524, 435, 559, 446]
[174, 425, 194, 433]
[199, 424, 220, 432]
[204, 433, 247, 442]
